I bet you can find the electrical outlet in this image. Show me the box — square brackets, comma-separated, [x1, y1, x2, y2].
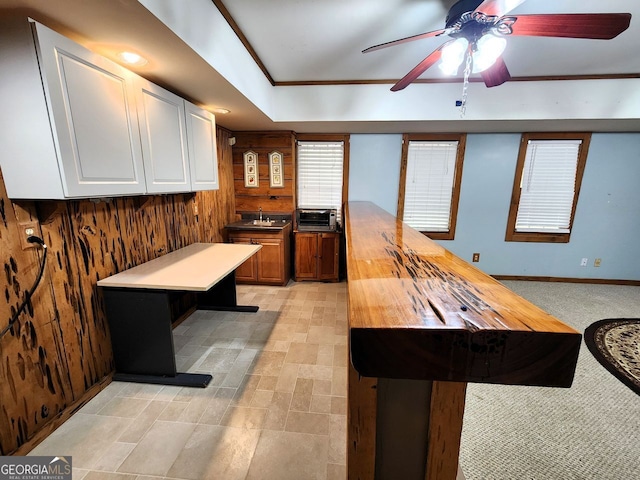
[18, 221, 41, 250]
[472, 253, 480, 262]
[594, 258, 602, 267]
[580, 258, 588, 267]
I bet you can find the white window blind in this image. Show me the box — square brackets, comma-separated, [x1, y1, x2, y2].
[403, 141, 458, 232]
[515, 139, 582, 233]
[297, 141, 344, 220]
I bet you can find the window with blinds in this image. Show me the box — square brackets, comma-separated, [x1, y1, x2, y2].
[401, 138, 464, 237]
[297, 141, 344, 220]
[515, 140, 582, 232]
[506, 133, 591, 243]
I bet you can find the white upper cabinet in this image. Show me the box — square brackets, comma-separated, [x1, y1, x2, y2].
[135, 82, 220, 193]
[185, 101, 219, 191]
[0, 17, 219, 199]
[0, 18, 146, 199]
[135, 78, 191, 193]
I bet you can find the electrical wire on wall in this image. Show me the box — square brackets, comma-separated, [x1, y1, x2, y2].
[0, 236, 47, 339]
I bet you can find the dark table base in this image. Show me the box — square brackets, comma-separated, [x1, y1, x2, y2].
[103, 270, 257, 388]
[196, 270, 259, 313]
[114, 372, 212, 388]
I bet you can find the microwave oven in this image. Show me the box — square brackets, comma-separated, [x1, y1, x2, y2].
[296, 208, 337, 231]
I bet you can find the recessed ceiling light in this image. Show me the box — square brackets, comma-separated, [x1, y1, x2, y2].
[117, 51, 148, 66]
[212, 108, 231, 115]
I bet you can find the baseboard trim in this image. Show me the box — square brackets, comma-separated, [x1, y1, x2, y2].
[492, 275, 640, 286]
[12, 374, 113, 456]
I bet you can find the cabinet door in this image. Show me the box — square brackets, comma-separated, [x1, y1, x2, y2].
[256, 237, 284, 284]
[318, 233, 339, 281]
[295, 233, 318, 280]
[228, 236, 257, 282]
[33, 22, 146, 197]
[185, 101, 219, 191]
[136, 79, 190, 193]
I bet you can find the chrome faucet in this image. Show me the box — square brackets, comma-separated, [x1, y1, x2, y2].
[259, 207, 263, 222]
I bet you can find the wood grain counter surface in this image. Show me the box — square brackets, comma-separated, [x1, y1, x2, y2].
[345, 202, 581, 387]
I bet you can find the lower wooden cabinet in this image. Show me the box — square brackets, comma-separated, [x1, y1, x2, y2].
[294, 231, 340, 282]
[228, 225, 291, 286]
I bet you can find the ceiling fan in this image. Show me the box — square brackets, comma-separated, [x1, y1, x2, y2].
[363, 0, 632, 92]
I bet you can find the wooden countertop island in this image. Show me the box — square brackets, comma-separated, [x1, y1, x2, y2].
[345, 202, 581, 480]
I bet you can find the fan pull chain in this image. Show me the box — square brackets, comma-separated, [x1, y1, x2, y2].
[460, 49, 472, 117]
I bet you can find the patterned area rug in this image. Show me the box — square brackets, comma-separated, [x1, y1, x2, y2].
[584, 318, 640, 396]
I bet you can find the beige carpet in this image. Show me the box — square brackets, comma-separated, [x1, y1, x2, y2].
[459, 281, 640, 480]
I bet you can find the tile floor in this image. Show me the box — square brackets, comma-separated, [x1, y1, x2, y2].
[30, 281, 348, 480]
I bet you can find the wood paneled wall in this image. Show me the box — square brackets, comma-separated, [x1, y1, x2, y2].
[232, 131, 296, 215]
[0, 127, 236, 455]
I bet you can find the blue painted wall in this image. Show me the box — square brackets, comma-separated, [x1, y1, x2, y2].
[348, 132, 640, 280]
[348, 134, 402, 216]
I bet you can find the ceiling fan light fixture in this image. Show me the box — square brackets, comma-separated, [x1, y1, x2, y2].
[471, 34, 506, 73]
[365, 0, 631, 96]
[438, 37, 469, 75]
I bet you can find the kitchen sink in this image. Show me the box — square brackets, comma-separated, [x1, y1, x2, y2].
[225, 218, 291, 231]
[250, 220, 275, 226]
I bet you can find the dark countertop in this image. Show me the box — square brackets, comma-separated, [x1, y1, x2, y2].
[294, 226, 341, 233]
[225, 220, 292, 231]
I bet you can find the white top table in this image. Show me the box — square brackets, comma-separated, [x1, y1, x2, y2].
[97, 243, 261, 291]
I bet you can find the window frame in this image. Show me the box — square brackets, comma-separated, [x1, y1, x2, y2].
[505, 132, 591, 243]
[397, 133, 466, 240]
[295, 133, 350, 220]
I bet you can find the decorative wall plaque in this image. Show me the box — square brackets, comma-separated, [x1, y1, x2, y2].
[269, 151, 284, 188]
[243, 151, 259, 188]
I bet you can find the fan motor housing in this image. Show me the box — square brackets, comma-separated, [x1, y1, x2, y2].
[445, 0, 484, 27]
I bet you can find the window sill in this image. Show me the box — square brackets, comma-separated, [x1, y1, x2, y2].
[505, 231, 571, 243]
[421, 231, 454, 241]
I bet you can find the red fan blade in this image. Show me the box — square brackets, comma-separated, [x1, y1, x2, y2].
[481, 56, 511, 87]
[363, 28, 448, 54]
[507, 13, 631, 39]
[474, 0, 527, 17]
[390, 41, 453, 92]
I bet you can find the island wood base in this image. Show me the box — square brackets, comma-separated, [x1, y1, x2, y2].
[348, 362, 466, 480]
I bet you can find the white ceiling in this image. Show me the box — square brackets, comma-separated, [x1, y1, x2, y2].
[223, 0, 639, 81]
[2, 0, 639, 133]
